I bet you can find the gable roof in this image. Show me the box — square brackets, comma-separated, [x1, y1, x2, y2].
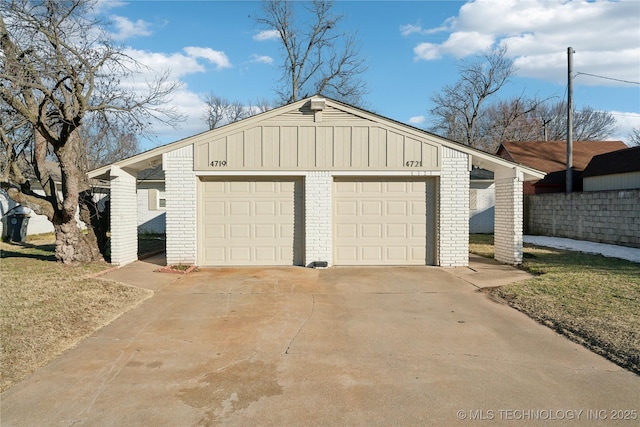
[498, 141, 628, 174]
[89, 95, 545, 181]
[583, 146, 640, 178]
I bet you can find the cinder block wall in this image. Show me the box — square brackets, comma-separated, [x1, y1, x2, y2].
[527, 189, 640, 248]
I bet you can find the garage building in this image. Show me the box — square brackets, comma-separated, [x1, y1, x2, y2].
[90, 96, 544, 268]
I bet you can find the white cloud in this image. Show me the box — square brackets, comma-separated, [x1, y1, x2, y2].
[183, 47, 231, 70]
[253, 30, 280, 41]
[611, 111, 640, 144]
[408, 115, 426, 125]
[110, 15, 152, 39]
[249, 54, 274, 65]
[409, 0, 640, 86]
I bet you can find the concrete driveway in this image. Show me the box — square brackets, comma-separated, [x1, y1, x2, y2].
[2, 262, 639, 426]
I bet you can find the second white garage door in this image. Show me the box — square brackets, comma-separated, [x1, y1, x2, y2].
[199, 178, 304, 266]
[333, 178, 435, 265]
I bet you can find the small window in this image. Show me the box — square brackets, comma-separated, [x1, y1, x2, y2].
[148, 188, 166, 211]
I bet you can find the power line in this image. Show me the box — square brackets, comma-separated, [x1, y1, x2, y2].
[575, 72, 640, 86]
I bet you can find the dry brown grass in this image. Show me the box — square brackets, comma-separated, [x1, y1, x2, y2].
[0, 238, 152, 392]
[470, 234, 640, 375]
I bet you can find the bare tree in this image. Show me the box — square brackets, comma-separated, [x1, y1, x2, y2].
[628, 128, 640, 146]
[78, 115, 140, 172]
[0, 0, 182, 264]
[256, 0, 367, 106]
[429, 46, 516, 150]
[201, 92, 251, 130]
[475, 96, 546, 152]
[533, 101, 617, 141]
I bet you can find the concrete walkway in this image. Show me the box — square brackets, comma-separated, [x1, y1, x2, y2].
[524, 235, 640, 263]
[2, 258, 638, 426]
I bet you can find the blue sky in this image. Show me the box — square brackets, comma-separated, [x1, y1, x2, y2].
[98, 0, 640, 150]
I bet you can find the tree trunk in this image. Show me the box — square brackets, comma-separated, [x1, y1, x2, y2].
[52, 130, 104, 265]
[53, 218, 103, 264]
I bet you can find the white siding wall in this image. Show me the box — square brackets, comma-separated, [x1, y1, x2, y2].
[163, 145, 197, 265]
[137, 182, 166, 234]
[110, 165, 138, 266]
[494, 168, 523, 265]
[469, 182, 495, 234]
[439, 147, 470, 267]
[584, 172, 640, 192]
[1, 189, 54, 237]
[304, 171, 332, 266]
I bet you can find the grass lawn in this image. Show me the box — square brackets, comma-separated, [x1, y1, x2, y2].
[0, 236, 152, 392]
[470, 234, 640, 375]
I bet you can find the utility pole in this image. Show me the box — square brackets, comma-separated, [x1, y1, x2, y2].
[566, 47, 574, 193]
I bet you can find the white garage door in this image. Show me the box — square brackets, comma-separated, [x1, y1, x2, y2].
[333, 178, 431, 265]
[199, 178, 304, 266]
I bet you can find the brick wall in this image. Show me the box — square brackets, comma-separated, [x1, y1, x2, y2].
[110, 165, 138, 265]
[439, 147, 470, 267]
[527, 189, 640, 248]
[304, 171, 332, 266]
[163, 145, 197, 265]
[494, 169, 523, 264]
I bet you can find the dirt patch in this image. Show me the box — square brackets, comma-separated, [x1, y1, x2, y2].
[0, 241, 152, 392]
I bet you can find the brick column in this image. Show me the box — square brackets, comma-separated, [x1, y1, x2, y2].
[304, 171, 332, 267]
[439, 147, 470, 267]
[110, 165, 138, 266]
[163, 145, 197, 266]
[494, 167, 524, 264]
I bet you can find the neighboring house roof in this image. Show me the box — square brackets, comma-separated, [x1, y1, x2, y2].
[497, 141, 628, 174]
[89, 95, 545, 182]
[583, 146, 640, 178]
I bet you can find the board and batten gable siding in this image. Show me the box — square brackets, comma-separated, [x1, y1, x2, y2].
[193, 105, 440, 172]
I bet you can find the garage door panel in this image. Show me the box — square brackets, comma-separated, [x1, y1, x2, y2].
[361, 201, 382, 215]
[255, 201, 276, 215]
[229, 247, 251, 262]
[229, 181, 251, 192]
[204, 224, 225, 239]
[386, 224, 407, 238]
[336, 200, 357, 215]
[361, 246, 383, 261]
[361, 224, 383, 238]
[255, 224, 276, 238]
[255, 247, 277, 262]
[199, 178, 303, 266]
[229, 201, 251, 216]
[229, 224, 250, 239]
[386, 201, 407, 215]
[386, 246, 407, 261]
[334, 178, 428, 265]
[411, 200, 426, 215]
[336, 223, 357, 238]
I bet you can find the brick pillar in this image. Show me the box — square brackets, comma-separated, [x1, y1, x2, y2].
[439, 147, 470, 267]
[110, 165, 138, 266]
[494, 167, 524, 264]
[163, 145, 197, 266]
[304, 171, 332, 267]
